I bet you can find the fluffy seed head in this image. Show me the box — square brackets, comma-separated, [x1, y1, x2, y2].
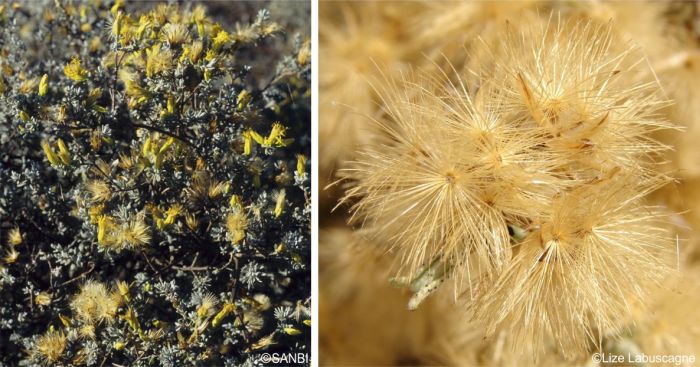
[471, 177, 673, 358]
[161, 23, 190, 45]
[490, 18, 673, 182]
[197, 293, 218, 318]
[7, 227, 22, 246]
[87, 180, 112, 203]
[339, 71, 563, 288]
[117, 215, 151, 248]
[33, 330, 66, 363]
[339, 16, 676, 359]
[145, 44, 173, 78]
[226, 207, 248, 245]
[71, 280, 119, 324]
[319, 2, 403, 172]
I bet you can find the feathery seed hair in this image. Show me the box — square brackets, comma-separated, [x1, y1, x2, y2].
[339, 15, 677, 359]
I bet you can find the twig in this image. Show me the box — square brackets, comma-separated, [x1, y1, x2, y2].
[131, 122, 198, 150]
[141, 251, 161, 275]
[57, 263, 95, 288]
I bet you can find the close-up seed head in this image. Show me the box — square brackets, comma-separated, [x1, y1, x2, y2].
[70, 281, 119, 325]
[33, 330, 66, 363]
[323, 3, 688, 365]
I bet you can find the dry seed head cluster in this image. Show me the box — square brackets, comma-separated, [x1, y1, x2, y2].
[340, 18, 676, 357]
[0, 1, 310, 365]
[70, 281, 120, 325]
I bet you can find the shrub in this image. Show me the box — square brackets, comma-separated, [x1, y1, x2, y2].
[0, 1, 310, 365]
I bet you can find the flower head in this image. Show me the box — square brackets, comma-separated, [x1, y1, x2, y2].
[63, 57, 88, 83]
[161, 23, 190, 45]
[212, 29, 232, 50]
[145, 44, 173, 78]
[117, 215, 151, 248]
[197, 293, 218, 318]
[340, 71, 559, 288]
[472, 176, 673, 358]
[226, 207, 248, 245]
[33, 330, 66, 363]
[70, 280, 119, 325]
[338, 16, 677, 359]
[7, 227, 22, 246]
[38, 73, 48, 96]
[87, 180, 112, 203]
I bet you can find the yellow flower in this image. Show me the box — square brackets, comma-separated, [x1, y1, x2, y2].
[208, 180, 229, 199]
[212, 29, 231, 50]
[56, 139, 71, 165]
[166, 95, 175, 114]
[141, 136, 153, 157]
[116, 280, 130, 301]
[87, 205, 104, 224]
[185, 171, 229, 204]
[273, 189, 286, 218]
[35, 292, 52, 306]
[191, 5, 207, 33]
[63, 57, 88, 83]
[197, 293, 218, 319]
[7, 227, 22, 246]
[212, 303, 235, 327]
[135, 15, 151, 39]
[110, 0, 123, 15]
[188, 41, 204, 63]
[120, 307, 142, 334]
[265, 123, 285, 146]
[263, 123, 292, 148]
[4, 248, 18, 264]
[56, 105, 67, 122]
[58, 314, 71, 328]
[261, 22, 282, 37]
[79, 324, 95, 339]
[204, 48, 217, 63]
[296, 39, 310, 66]
[162, 23, 190, 45]
[296, 154, 306, 176]
[119, 69, 149, 100]
[283, 327, 301, 336]
[185, 213, 198, 231]
[20, 78, 39, 94]
[38, 74, 48, 96]
[19, 110, 30, 122]
[145, 44, 173, 78]
[116, 215, 151, 248]
[236, 89, 251, 111]
[229, 194, 241, 208]
[243, 131, 253, 155]
[96, 215, 112, 244]
[41, 141, 61, 166]
[163, 203, 183, 225]
[225, 208, 248, 245]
